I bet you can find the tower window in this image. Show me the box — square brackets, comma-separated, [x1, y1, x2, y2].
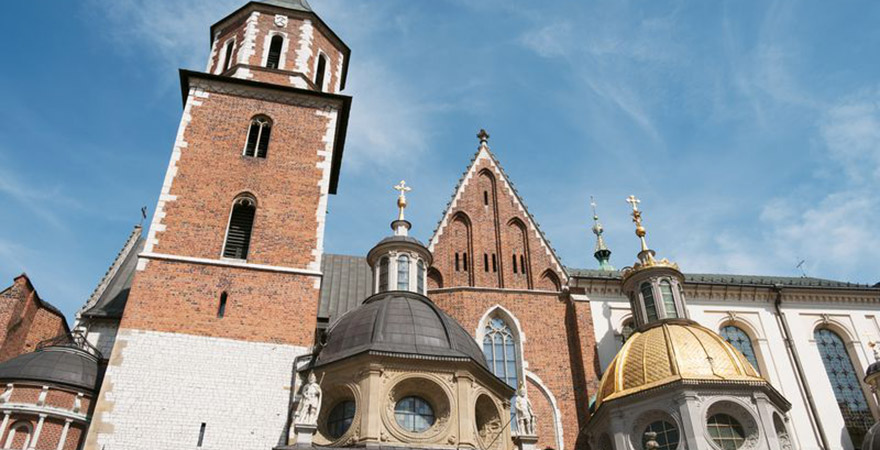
[641, 282, 657, 322]
[483, 191, 489, 206]
[197, 423, 206, 447]
[217, 292, 228, 318]
[659, 280, 677, 319]
[492, 254, 497, 272]
[379, 257, 389, 292]
[397, 255, 410, 290]
[315, 53, 327, 91]
[244, 116, 272, 158]
[455, 253, 460, 272]
[512, 254, 518, 274]
[266, 35, 283, 69]
[463, 253, 469, 271]
[417, 260, 425, 294]
[222, 40, 235, 73]
[222, 196, 256, 260]
[519, 255, 525, 275]
[483, 253, 489, 272]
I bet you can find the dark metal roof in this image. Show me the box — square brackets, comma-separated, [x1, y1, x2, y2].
[375, 235, 426, 247]
[315, 291, 488, 369]
[81, 229, 145, 319]
[569, 268, 878, 289]
[257, 0, 311, 11]
[867, 361, 880, 379]
[0, 346, 99, 391]
[318, 254, 373, 323]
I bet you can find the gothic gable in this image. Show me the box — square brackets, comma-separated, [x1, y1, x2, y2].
[428, 140, 567, 291]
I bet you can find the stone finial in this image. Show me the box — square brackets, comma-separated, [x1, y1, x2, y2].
[478, 129, 490, 147]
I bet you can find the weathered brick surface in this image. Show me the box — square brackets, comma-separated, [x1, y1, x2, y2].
[0, 276, 68, 363]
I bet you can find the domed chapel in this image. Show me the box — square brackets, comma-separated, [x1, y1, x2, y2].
[1, 1, 880, 450]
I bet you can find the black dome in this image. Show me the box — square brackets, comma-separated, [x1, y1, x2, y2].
[864, 422, 880, 450]
[868, 361, 880, 378]
[315, 291, 487, 369]
[0, 346, 100, 391]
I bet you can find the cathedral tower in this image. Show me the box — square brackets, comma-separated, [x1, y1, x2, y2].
[85, 1, 351, 449]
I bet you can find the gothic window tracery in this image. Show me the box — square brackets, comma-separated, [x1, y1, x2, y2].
[482, 317, 519, 389]
[244, 116, 271, 158]
[814, 328, 874, 447]
[720, 325, 760, 373]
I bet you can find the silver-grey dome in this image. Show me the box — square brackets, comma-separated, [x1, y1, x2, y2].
[0, 346, 100, 391]
[315, 291, 487, 369]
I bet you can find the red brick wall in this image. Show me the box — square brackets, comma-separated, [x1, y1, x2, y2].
[0, 277, 67, 363]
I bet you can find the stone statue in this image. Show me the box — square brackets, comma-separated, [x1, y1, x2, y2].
[515, 384, 536, 436]
[294, 372, 322, 426]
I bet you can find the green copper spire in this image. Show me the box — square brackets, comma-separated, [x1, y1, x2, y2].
[591, 197, 615, 271]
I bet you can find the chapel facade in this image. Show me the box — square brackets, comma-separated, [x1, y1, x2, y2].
[1, 1, 880, 450]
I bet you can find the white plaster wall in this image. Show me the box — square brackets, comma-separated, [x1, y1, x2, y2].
[89, 329, 307, 450]
[83, 320, 119, 357]
[585, 291, 880, 450]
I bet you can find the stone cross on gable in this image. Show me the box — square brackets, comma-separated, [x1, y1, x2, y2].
[478, 129, 490, 146]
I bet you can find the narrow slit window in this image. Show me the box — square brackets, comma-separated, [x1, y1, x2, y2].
[222, 196, 256, 260]
[484, 191, 489, 205]
[492, 254, 497, 272]
[222, 41, 235, 73]
[197, 423, 206, 447]
[266, 35, 283, 69]
[512, 254, 518, 274]
[463, 253, 469, 271]
[417, 260, 425, 294]
[455, 253, 460, 272]
[217, 292, 227, 318]
[519, 255, 525, 275]
[244, 116, 272, 158]
[484, 253, 489, 272]
[315, 53, 327, 91]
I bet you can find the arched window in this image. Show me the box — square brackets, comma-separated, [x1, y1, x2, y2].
[720, 325, 760, 373]
[315, 53, 327, 91]
[4, 421, 32, 450]
[217, 292, 228, 318]
[328, 400, 356, 438]
[222, 40, 235, 73]
[378, 257, 389, 293]
[773, 414, 792, 450]
[417, 260, 425, 294]
[266, 35, 283, 69]
[641, 282, 657, 322]
[397, 255, 410, 290]
[222, 196, 256, 260]
[814, 328, 874, 446]
[482, 317, 518, 388]
[244, 116, 271, 158]
[659, 280, 677, 318]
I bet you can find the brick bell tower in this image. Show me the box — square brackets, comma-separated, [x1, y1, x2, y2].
[85, 1, 351, 449]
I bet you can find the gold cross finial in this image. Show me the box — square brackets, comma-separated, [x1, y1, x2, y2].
[477, 129, 490, 147]
[626, 195, 650, 252]
[393, 180, 412, 221]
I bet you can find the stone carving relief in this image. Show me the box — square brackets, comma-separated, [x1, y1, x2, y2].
[274, 14, 288, 27]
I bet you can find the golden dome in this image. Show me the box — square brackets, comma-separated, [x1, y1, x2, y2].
[596, 320, 764, 408]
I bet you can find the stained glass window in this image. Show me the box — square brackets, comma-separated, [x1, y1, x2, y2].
[659, 281, 677, 319]
[720, 326, 760, 374]
[707, 414, 746, 450]
[814, 328, 874, 448]
[641, 282, 657, 322]
[642, 421, 679, 450]
[397, 255, 410, 290]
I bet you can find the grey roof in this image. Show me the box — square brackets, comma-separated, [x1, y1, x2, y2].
[318, 254, 373, 323]
[0, 346, 100, 391]
[569, 268, 878, 289]
[864, 422, 880, 450]
[868, 361, 880, 379]
[375, 235, 426, 247]
[315, 291, 488, 369]
[81, 227, 145, 319]
[257, 0, 312, 12]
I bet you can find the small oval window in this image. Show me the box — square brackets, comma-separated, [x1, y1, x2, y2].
[394, 396, 435, 433]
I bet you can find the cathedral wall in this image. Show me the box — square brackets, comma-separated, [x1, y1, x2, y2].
[120, 259, 318, 345]
[82, 319, 118, 357]
[430, 289, 597, 450]
[144, 89, 334, 270]
[0, 277, 67, 363]
[584, 280, 880, 450]
[86, 329, 307, 450]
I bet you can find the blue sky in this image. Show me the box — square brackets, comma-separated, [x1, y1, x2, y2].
[2, 0, 880, 321]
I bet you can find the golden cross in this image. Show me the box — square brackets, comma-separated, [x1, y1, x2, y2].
[393, 180, 412, 221]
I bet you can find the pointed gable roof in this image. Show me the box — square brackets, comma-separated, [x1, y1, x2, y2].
[428, 137, 569, 283]
[78, 225, 145, 319]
